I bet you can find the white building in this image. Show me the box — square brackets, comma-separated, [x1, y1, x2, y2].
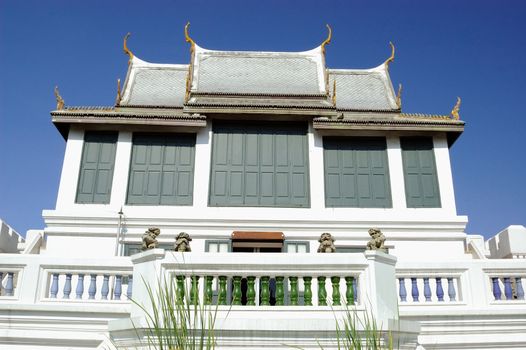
[1, 26, 525, 349]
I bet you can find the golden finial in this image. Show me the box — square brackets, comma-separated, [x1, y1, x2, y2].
[123, 32, 133, 65]
[321, 24, 332, 54]
[332, 79, 337, 106]
[185, 22, 195, 47]
[54, 86, 65, 110]
[451, 96, 461, 120]
[115, 78, 122, 106]
[396, 83, 402, 109]
[384, 42, 395, 68]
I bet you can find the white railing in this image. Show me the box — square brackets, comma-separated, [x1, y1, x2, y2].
[0, 254, 132, 304]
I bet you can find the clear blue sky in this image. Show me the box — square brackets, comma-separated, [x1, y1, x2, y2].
[0, 0, 524, 239]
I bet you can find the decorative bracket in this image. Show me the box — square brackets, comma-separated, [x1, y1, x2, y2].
[54, 86, 65, 110]
[451, 97, 461, 120]
[123, 32, 134, 65]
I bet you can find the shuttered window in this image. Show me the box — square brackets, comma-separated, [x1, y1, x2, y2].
[401, 137, 441, 208]
[209, 123, 310, 207]
[76, 132, 118, 204]
[127, 133, 195, 205]
[323, 137, 392, 208]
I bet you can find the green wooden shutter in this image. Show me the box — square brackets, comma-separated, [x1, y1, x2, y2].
[127, 133, 195, 205]
[209, 123, 309, 207]
[76, 132, 118, 204]
[401, 137, 441, 208]
[323, 137, 391, 208]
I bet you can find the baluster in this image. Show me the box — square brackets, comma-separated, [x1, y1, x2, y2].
[190, 276, 199, 305]
[63, 274, 72, 299]
[303, 277, 312, 306]
[218, 276, 227, 305]
[275, 276, 284, 306]
[0, 272, 3, 295]
[50, 273, 59, 298]
[260, 276, 270, 306]
[447, 277, 457, 301]
[398, 278, 407, 302]
[246, 276, 256, 306]
[331, 276, 341, 306]
[318, 276, 327, 306]
[5, 272, 15, 297]
[176, 275, 185, 303]
[126, 275, 133, 299]
[76, 274, 85, 299]
[88, 274, 97, 300]
[354, 278, 358, 303]
[289, 277, 298, 306]
[101, 275, 110, 300]
[491, 277, 502, 301]
[114, 275, 122, 300]
[411, 277, 419, 302]
[232, 276, 242, 305]
[345, 277, 355, 305]
[516, 277, 525, 300]
[423, 278, 431, 302]
[204, 276, 213, 305]
[436, 278, 444, 302]
[504, 277, 513, 300]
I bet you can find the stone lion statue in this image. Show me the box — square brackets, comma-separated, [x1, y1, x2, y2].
[317, 232, 336, 253]
[141, 227, 160, 251]
[366, 228, 387, 252]
[174, 232, 192, 252]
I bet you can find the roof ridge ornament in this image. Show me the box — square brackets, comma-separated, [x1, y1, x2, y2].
[321, 24, 332, 54]
[451, 96, 461, 120]
[396, 83, 402, 109]
[54, 86, 65, 110]
[123, 32, 134, 65]
[184, 22, 196, 48]
[384, 42, 395, 69]
[115, 78, 122, 106]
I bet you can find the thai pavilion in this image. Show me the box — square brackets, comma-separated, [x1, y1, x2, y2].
[1, 24, 525, 349]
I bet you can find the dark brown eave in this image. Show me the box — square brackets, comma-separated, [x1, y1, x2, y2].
[51, 106, 207, 139]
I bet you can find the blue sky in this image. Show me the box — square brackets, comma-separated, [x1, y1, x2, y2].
[0, 0, 524, 239]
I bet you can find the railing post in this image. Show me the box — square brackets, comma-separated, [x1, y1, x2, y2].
[232, 276, 242, 305]
[275, 276, 285, 306]
[204, 276, 213, 305]
[50, 273, 59, 298]
[303, 277, 312, 306]
[126, 275, 133, 299]
[289, 276, 298, 306]
[260, 276, 270, 306]
[317, 276, 327, 306]
[423, 277, 431, 302]
[247, 276, 256, 306]
[190, 275, 200, 305]
[398, 278, 407, 302]
[436, 277, 444, 301]
[176, 275, 185, 303]
[346, 276, 355, 305]
[88, 274, 97, 300]
[63, 274, 72, 299]
[218, 276, 227, 305]
[448, 277, 457, 301]
[114, 275, 122, 300]
[331, 276, 341, 306]
[411, 277, 419, 302]
[101, 275, 110, 300]
[76, 274, 85, 299]
[491, 277, 502, 301]
[504, 277, 513, 300]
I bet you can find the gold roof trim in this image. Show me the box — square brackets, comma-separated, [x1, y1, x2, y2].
[332, 79, 337, 106]
[399, 113, 452, 120]
[384, 42, 395, 69]
[396, 83, 402, 109]
[54, 86, 65, 110]
[115, 78, 122, 106]
[321, 24, 332, 54]
[451, 97, 461, 120]
[123, 33, 134, 65]
[184, 22, 196, 103]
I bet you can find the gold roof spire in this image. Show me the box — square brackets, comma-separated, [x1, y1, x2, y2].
[184, 22, 196, 103]
[384, 42, 395, 69]
[321, 24, 332, 54]
[185, 22, 196, 48]
[396, 83, 402, 109]
[123, 32, 134, 65]
[54, 86, 65, 110]
[451, 97, 461, 120]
